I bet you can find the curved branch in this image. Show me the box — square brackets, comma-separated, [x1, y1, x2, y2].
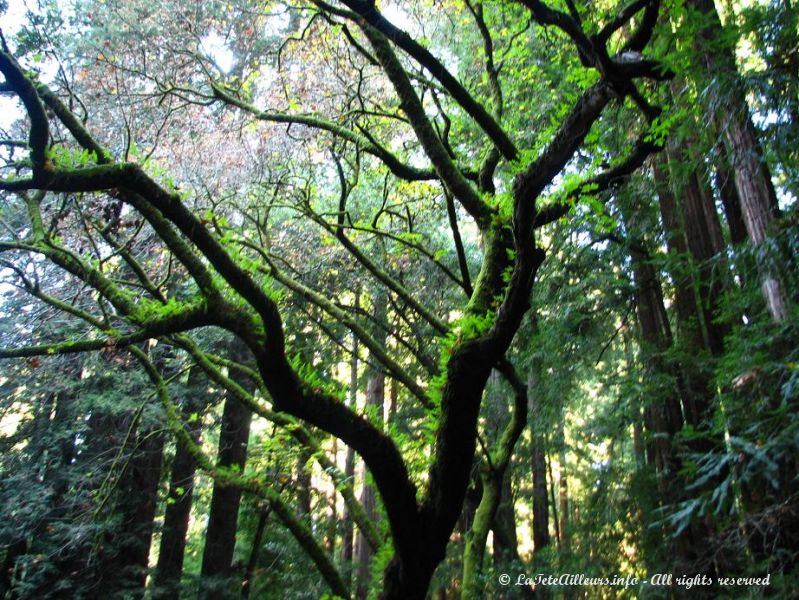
[0, 306, 209, 358]
[534, 135, 662, 228]
[360, 24, 494, 229]
[333, 0, 518, 160]
[265, 256, 433, 409]
[0, 49, 51, 174]
[212, 83, 437, 182]
[173, 334, 384, 551]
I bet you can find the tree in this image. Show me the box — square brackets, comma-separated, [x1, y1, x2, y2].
[8, 0, 792, 597]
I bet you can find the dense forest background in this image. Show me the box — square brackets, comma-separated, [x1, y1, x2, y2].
[0, 0, 796, 597]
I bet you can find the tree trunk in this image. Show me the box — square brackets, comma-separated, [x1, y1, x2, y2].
[462, 365, 530, 600]
[354, 291, 386, 599]
[296, 447, 313, 517]
[491, 474, 521, 566]
[557, 441, 569, 556]
[199, 343, 255, 600]
[354, 366, 384, 599]
[623, 214, 699, 566]
[529, 364, 550, 556]
[106, 428, 164, 598]
[154, 366, 208, 600]
[715, 142, 749, 248]
[241, 506, 271, 600]
[340, 292, 359, 588]
[687, 0, 789, 322]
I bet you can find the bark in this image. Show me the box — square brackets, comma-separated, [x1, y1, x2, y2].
[532, 436, 550, 552]
[687, 0, 789, 321]
[105, 428, 165, 598]
[714, 143, 748, 248]
[462, 365, 529, 600]
[654, 154, 725, 430]
[492, 475, 520, 566]
[296, 447, 313, 517]
[154, 366, 208, 600]
[656, 145, 738, 572]
[548, 456, 561, 547]
[557, 437, 570, 556]
[354, 374, 383, 599]
[622, 213, 698, 565]
[241, 507, 271, 600]
[339, 318, 359, 587]
[199, 343, 255, 600]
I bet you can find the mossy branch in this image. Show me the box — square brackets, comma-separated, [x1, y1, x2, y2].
[264, 258, 432, 409]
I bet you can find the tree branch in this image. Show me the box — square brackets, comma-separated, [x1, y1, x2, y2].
[332, 0, 518, 160]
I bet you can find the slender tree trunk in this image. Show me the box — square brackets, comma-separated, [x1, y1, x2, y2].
[296, 447, 313, 517]
[154, 366, 208, 600]
[241, 506, 271, 600]
[354, 364, 384, 599]
[491, 474, 520, 566]
[623, 218, 699, 566]
[340, 291, 359, 588]
[529, 362, 550, 556]
[715, 142, 748, 248]
[199, 342, 254, 600]
[107, 428, 164, 598]
[654, 154, 726, 426]
[354, 289, 386, 599]
[462, 366, 530, 600]
[548, 455, 561, 548]
[557, 439, 569, 556]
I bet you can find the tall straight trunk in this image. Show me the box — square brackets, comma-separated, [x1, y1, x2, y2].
[557, 427, 569, 556]
[623, 328, 648, 466]
[547, 455, 561, 548]
[90, 360, 165, 600]
[655, 152, 737, 573]
[633, 255, 679, 451]
[106, 428, 165, 598]
[620, 201, 699, 566]
[340, 291, 359, 586]
[199, 342, 254, 600]
[529, 359, 550, 555]
[354, 363, 384, 599]
[296, 447, 313, 517]
[354, 289, 385, 600]
[532, 436, 550, 553]
[632, 255, 698, 567]
[654, 155, 726, 428]
[154, 366, 208, 600]
[714, 142, 748, 248]
[630, 252, 683, 480]
[241, 506, 271, 600]
[687, 0, 789, 322]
